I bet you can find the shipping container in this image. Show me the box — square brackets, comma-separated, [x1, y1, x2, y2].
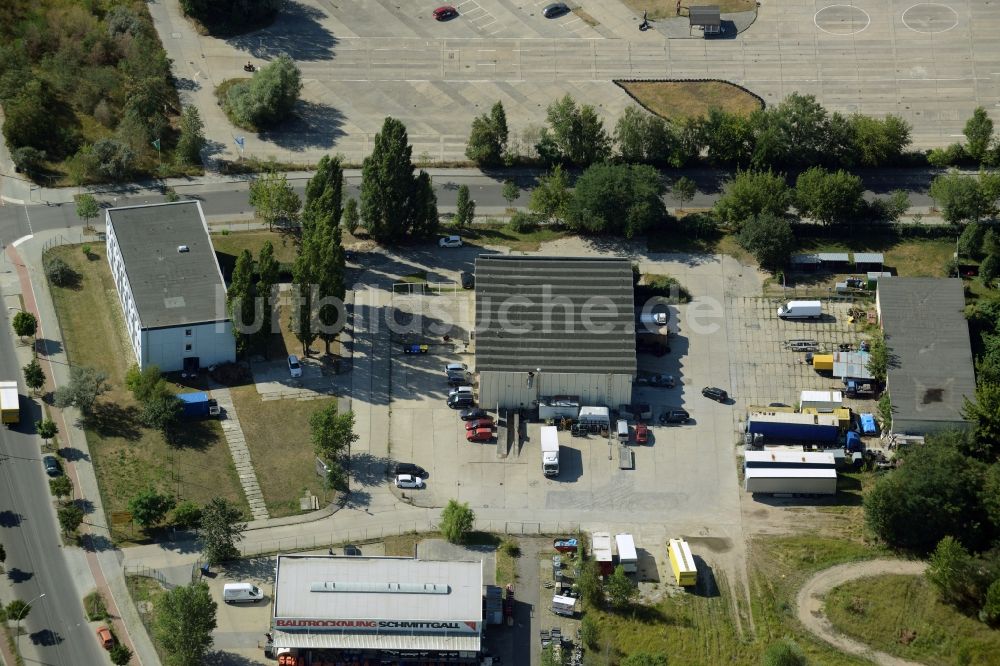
[744, 467, 837, 495]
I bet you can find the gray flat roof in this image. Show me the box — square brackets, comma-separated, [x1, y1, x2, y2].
[878, 278, 976, 431]
[107, 202, 227, 329]
[854, 252, 885, 264]
[474, 256, 637, 374]
[817, 252, 850, 262]
[689, 5, 721, 24]
[273, 555, 483, 623]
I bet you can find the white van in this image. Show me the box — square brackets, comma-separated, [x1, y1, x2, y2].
[223, 583, 264, 604]
[616, 419, 630, 443]
[777, 300, 822, 320]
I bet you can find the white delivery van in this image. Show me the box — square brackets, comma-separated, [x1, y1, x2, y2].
[777, 300, 822, 319]
[223, 583, 264, 604]
[616, 419, 630, 443]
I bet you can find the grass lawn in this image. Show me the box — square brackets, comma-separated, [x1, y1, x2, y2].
[126, 574, 169, 660]
[229, 387, 335, 517]
[47, 246, 249, 540]
[496, 540, 519, 588]
[211, 229, 299, 271]
[620, 0, 756, 18]
[617, 81, 763, 122]
[793, 236, 956, 278]
[459, 223, 570, 252]
[825, 574, 1000, 665]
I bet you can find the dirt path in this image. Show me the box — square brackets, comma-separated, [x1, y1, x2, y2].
[796, 559, 928, 666]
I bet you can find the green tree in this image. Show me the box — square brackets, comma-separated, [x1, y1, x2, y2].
[139, 394, 179, 435]
[957, 221, 986, 258]
[310, 403, 358, 460]
[109, 643, 133, 666]
[697, 108, 752, 167]
[794, 167, 864, 225]
[6, 599, 31, 622]
[249, 169, 301, 231]
[454, 185, 475, 227]
[713, 170, 790, 228]
[176, 105, 206, 166]
[529, 165, 571, 224]
[302, 156, 347, 355]
[540, 645, 559, 666]
[361, 117, 416, 244]
[863, 437, 987, 552]
[53, 366, 108, 415]
[866, 333, 889, 384]
[49, 475, 72, 499]
[620, 654, 668, 666]
[324, 459, 349, 492]
[614, 106, 681, 164]
[672, 176, 697, 209]
[984, 228, 1000, 257]
[23, 358, 44, 394]
[128, 488, 176, 528]
[605, 564, 638, 610]
[925, 536, 977, 608]
[75, 193, 100, 229]
[736, 213, 794, 270]
[984, 464, 1000, 534]
[465, 101, 508, 166]
[199, 498, 247, 565]
[748, 93, 832, 169]
[342, 197, 360, 235]
[408, 170, 439, 239]
[981, 579, 1000, 625]
[254, 241, 280, 357]
[12, 310, 36, 340]
[440, 499, 475, 544]
[579, 613, 599, 648]
[929, 172, 990, 224]
[501, 179, 519, 209]
[58, 503, 84, 534]
[962, 383, 1000, 459]
[125, 365, 164, 403]
[576, 558, 603, 607]
[979, 254, 1000, 286]
[538, 94, 610, 166]
[45, 257, 78, 288]
[762, 639, 807, 666]
[90, 138, 136, 181]
[227, 249, 256, 356]
[964, 107, 994, 164]
[36, 418, 58, 446]
[2, 79, 79, 159]
[565, 163, 665, 238]
[154, 582, 217, 666]
[224, 55, 301, 129]
[848, 113, 912, 166]
[172, 500, 203, 529]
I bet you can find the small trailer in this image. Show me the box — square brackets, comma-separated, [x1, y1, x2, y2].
[178, 392, 220, 418]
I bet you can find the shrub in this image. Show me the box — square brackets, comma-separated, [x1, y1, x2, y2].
[44, 257, 79, 288]
[762, 639, 807, 666]
[172, 500, 203, 529]
[506, 211, 538, 234]
[501, 540, 521, 558]
[83, 591, 109, 621]
[579, 614, 599, 648]
[440, 500, 475, 544]
[980, 254, 1000, 285]
[224, 55, 302, 129]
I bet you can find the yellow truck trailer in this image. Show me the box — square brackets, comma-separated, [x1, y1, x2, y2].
[812, 354, 834, 372]
[0, 381, 19, 425]
[668, 538, 698, 587]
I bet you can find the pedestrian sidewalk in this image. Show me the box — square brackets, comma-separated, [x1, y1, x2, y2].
[211, 389, 270, 521]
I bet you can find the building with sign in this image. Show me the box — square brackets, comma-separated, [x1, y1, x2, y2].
[271, 554, 484, 663]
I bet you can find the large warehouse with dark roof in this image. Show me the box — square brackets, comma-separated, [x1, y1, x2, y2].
[474, 256, 636, 409]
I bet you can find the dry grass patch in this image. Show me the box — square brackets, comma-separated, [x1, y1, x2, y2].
[230, 387, 335, 517]
[47, 246, 248, 540]
[618, 81, 762, 122]
[210, 230, 299, 266]
[620, 0, 756, 18]
[384, 532, 441, 557]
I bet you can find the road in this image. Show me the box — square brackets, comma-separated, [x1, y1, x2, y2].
[0, 166, 953, 245]
[0, 306, 108, 665]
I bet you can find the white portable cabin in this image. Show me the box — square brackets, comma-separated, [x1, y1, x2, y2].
[614, 534, 638, 573]
[799, 390, 843, 411]
[592, 532, 614, 575]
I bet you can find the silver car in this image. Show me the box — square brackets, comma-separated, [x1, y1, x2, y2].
[395, 474, 425, 489]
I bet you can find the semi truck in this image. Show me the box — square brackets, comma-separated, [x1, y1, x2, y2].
[178, 392, 220, 419]
[747, 413, 839, 443]
[0, 381, 19, 425]
[540, 425, 560, 477]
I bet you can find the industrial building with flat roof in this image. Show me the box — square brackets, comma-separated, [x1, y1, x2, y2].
[474, 256, 636, 409]
[876, 278, 976, 435]
[106, 201, 234, 372]
[271, 555, 483, 661]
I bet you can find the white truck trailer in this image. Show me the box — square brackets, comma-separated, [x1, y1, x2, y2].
[744, 467, 837, 495]
[615, 534, 638, 574]
[0, 381, 19, 425]
[540, 425, 560, 477]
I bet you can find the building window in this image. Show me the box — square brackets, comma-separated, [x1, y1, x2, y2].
[185, 329, 192, 337]
[185, 344, 192, 352]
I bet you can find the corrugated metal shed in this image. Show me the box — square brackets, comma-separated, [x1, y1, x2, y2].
[854, 252, 885, 265]
[817, 252, 850, 263]
[474, 256, 636, 375]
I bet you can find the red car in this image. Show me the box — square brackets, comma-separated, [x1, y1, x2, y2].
[96, 625, 115, 650]
[433, 5, 458, 20]
[466, 427, 493, 442]
[465, 417, 494, 430]
[634, 423, 649, 445]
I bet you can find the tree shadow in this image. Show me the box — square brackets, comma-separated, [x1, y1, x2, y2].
[7, 568, 33, 583]
[349, 451, 391, 487]
[57, 446, 90, 463]
[0, 510, 22, 527]
[343, 488, 372, 510]
[85, 403, 142, 441]
[74, 498, 96, 515]
[260, 101, 345, 152]
[29, 629, 61, 646]
[204, 651, 264, 666]
[175, 76, 201, 92]
[220, 556, 275, 584]
[77, 533, 115, 552]
[34, 338, 63, 357]
[165, 419, 220, 451]
[226, 1, 338, 62]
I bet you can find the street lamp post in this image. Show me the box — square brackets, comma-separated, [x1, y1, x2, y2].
[16, 592, 46, 660]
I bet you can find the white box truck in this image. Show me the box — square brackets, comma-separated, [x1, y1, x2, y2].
[0, 381, 19, 426]
[777, 300, 822, 319]
[540, 425, 560, 477]
[615, 533, 638, 574]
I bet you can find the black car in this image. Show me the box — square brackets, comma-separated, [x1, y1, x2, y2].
[542, 2, 570, 18]
[660, 409, 691, 424]
[344, 544, 362, 556]
[701, 386, 728, 402]
[448, 393, 475, 408]
[43, 455, 62, 477]
[394, 463, 428, 478]
[461, 272, 474, 289]
[459, 408, 488, 421]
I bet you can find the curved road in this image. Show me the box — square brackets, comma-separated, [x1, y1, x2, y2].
[796, 559, 928, 666]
